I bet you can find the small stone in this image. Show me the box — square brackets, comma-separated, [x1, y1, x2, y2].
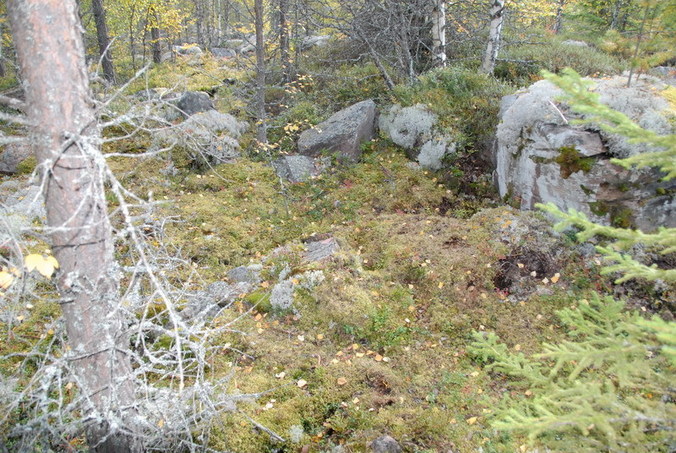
[369, 435, 402, 453]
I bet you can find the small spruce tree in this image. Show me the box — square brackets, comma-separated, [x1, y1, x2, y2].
[469, 68, 675, 452]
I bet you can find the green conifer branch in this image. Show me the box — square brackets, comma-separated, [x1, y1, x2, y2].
[469, 295, 675, 450]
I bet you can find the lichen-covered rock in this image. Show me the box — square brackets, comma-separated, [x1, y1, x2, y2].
[227, 264, 263, 285]
[273, 155, 329, 183]
[369, 435, 402, 453]
[173, 44, 203, 56]
[177, 91, 214, 117]
[156, 110, 248, 166]
[494, 75, 675, 230]
[418, 139, 455, 171]
[379, 104, 455, 170]
[304, 237, 340, 262]
[298, 100, 376, 162]
[0, 143, 32, 174]
[210, 47, 237, 59]
[300, 35, 331, 51]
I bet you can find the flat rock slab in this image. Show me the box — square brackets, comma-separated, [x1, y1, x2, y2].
[273, 155, 329, 183]
[303, 237, 340, 262]
[298, 99, 376, 162]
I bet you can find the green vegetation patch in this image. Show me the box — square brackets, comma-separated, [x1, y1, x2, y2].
[555, 146, 595, 178]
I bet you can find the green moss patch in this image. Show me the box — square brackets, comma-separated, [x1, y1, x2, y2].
[555, 146, 595, 178]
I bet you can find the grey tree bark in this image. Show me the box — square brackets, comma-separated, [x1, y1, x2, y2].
[6, 0, 139, 451]
[279, 0, 291, 83]
[255, 0, 268, 143]
[481, 0, 505, 75]
[92, 0, 116, 83]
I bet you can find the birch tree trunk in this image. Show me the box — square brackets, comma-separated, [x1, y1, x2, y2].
[7, 0, 139, 451]
[431, 0, 447, 67]
[91, 0, 116, 83]
[481, 0, 505, 75]
[553, 0, 566, 34]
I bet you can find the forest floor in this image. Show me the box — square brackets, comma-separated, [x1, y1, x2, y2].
[1, 50, 669, 452]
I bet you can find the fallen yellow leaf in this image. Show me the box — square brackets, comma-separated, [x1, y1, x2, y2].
[467, 416, 478, 425]
[0, 271, 14, 290]
[25, 254, 59, 278]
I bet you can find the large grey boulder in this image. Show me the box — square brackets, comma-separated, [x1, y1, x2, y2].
[0, 143, 32, 174]
[173, 44, 203, 56]
[156, 110, 248, 165]
[494, 75, 675, 230]
[379, 103, 455, 170]
[298, 100, 376, 162]
[301, 35, 331, 51]
[210, 47, 237, 59]
[177, 91, 214, 117]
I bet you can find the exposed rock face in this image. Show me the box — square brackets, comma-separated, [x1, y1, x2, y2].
[379, 104, 455, 170]
[298, 100, 376, 162]
[494, 75, 675, 230]
[176, 91, 214, 117]
[0, 143, 32, 174]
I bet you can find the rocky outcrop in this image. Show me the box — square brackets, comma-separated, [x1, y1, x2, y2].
[379, 104, 455, 171]
[494, 75, 675, 231]
[298, 100, 376, 162]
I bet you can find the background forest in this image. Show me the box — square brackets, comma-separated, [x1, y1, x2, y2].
[0, 0, 674, 452]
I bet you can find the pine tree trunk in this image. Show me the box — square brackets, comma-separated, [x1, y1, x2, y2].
[91, 0, 116, 83]
[254, 0, 267, 143]
[7, 0, 139, 451]
[481, 0, 505, 75]
[150, 8, 162, 65]
[431, 0, 446, 67]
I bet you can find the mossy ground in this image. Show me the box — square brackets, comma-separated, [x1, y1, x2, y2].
[101, 130, 600, 451]
[0, 47, 626, 452]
